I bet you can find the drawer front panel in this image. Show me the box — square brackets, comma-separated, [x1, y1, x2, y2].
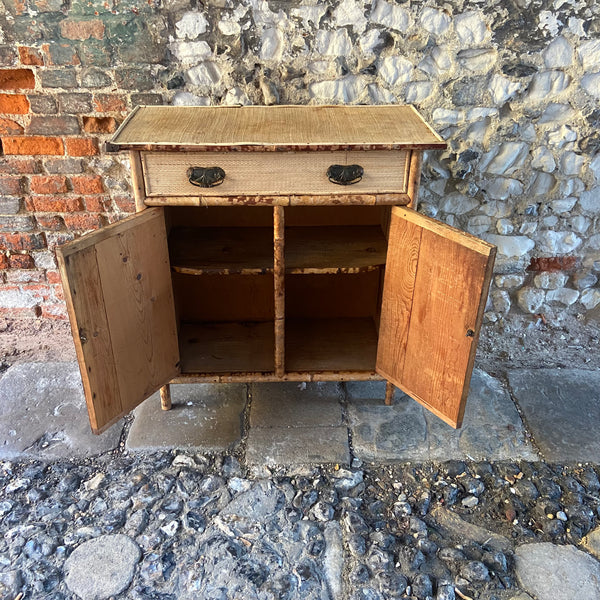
[142, 150, 409, 197]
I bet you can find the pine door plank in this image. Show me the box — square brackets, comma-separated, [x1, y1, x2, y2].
[57, 208, 180, 433]
[377, 207, 495, 428]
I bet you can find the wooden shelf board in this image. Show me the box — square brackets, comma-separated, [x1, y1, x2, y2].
[286, 317, 378, 372]
[179, 321, 274, 373]
[169, 227, 274, 275]
[286, 226, 387, 273]
[169, 225, 387, 276]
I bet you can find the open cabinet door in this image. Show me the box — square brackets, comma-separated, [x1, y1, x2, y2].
[57, 208, 180, 434]
[376, 207, 496, 428]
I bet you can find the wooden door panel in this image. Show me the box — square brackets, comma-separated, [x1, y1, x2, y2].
[376, 207, 496, 428]
[57, 208, 180, 434]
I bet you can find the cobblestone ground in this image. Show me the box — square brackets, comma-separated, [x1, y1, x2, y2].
[1, 452, 599, 600]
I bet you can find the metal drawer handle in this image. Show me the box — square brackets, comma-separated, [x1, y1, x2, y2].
[327, 164, 364, 185]
[187, 166, 226, 188]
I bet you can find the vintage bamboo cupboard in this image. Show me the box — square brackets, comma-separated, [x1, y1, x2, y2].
[57, 105, 496, 435]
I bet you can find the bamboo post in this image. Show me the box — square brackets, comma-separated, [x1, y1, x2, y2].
[406, 150, 423, 210]
[129, 150, 147, 213]
[274, 205, 285, 377]
[385, 381, 395, 406]
[160, 385, 172, 411]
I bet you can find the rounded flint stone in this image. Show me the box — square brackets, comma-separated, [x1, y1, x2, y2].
[64, 534, 141, 599]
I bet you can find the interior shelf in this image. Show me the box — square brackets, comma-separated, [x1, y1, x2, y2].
[179, 321, 275, 373]
[169, 225, 387, 276]
[286, 226, 387, 274]
[169, 227, 274, 275]
[285, 317, 378, 372]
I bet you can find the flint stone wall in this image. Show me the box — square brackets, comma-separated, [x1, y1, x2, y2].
[0, 0, 599, 325]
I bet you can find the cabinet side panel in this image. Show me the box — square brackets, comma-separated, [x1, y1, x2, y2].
[95, 212, 180, 413]
[57, 245, 123, 433]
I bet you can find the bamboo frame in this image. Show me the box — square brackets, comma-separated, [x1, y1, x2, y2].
[171, 371, 384, 384]
[129, 150, 147, 213]
[160, 385, 172, 410]
[273, 206, 285, 377]
[385, 381, 395, 406]
[407, 150, 423, 209]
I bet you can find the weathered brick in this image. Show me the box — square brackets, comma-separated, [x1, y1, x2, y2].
[0, 177, 24, 196]
[18, 46, 44, 66]
[65, 137, 98, 156]
[0, 47, 18, 67]
[45, 231, 74, 248]
[82, 116, 117, 133]
[84, 195, 109, 211]
[32, 250, 56, 269]
[58, 93, 93, 113]
[527, 256, 578, 272]
[93, 93, 127, 113]
[51, 282, 64, 301]
[30, 196, 84, 212]
[40, 302, 67, 319]
[28, 95, 59, 114]
[0, 93, 30, 114]
[30, 175, 69, 194]
[0, 118, 24, 134]
[63, 213, 103, 230]
[0, 157, 40, 174]
[78, 40, 112, 67]
[0, 69, 35, 90]
[2, 136, 64, 155]
[114, 195, 135, 213]
[35, 214, 64, 230]
[33, 0, 64, 12]
[0, 253, 8, 269]
[60, 19, 105, 41]
[0, 232, 46, 251]
[28, 115, 80, 135]
[0, 216, 35, 232]
[45, 270, 61, 283]
[22, 283, 51, 303]
[71, 175, 104, 194]
[130, 93, 164, 106]
[40, 69, 78, 89]
[42, 43, 81, 67]
[0, 307, 41, 318]
[44, 157, 84, 174]
[0, 198, 21, 214]
[9, 253, 35, 269]
[81, 67, 112, 88]
[114, 68, 154, 91]
[6, 268, 47, 283]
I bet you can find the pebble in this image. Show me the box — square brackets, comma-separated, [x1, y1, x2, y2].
[0, 456, 597, 598]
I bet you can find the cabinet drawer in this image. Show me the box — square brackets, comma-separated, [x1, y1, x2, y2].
[142, 150, 409, 197]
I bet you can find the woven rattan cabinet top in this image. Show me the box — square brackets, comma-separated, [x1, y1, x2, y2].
[110, 105, 446, 152]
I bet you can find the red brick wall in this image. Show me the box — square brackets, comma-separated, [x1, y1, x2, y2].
[0, 60, 138, 319]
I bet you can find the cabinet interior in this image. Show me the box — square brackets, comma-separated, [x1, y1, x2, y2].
[165, 205, 391, 375]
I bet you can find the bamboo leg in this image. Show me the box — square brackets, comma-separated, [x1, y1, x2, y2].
[384, 381, 395, 405]
[160, 385, 172, 411]
[274, 205, 285, 377]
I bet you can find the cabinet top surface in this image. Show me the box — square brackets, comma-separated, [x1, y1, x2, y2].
[110, 105, 446, 151]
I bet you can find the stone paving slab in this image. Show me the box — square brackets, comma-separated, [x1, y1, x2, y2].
[508, 369, 600, 463]
[347, 369, 538, 462]
[0, 362, 122, 459]
[246, 426, 351, 466]
[250, 382, 344, 428]
[126, 383, 246, 452]
[514, 542, 600, 600]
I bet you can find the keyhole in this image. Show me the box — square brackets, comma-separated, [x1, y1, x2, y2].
[466, 329, 475, 337]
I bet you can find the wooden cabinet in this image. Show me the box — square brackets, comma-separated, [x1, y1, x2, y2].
[57, 105, 496, 435]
